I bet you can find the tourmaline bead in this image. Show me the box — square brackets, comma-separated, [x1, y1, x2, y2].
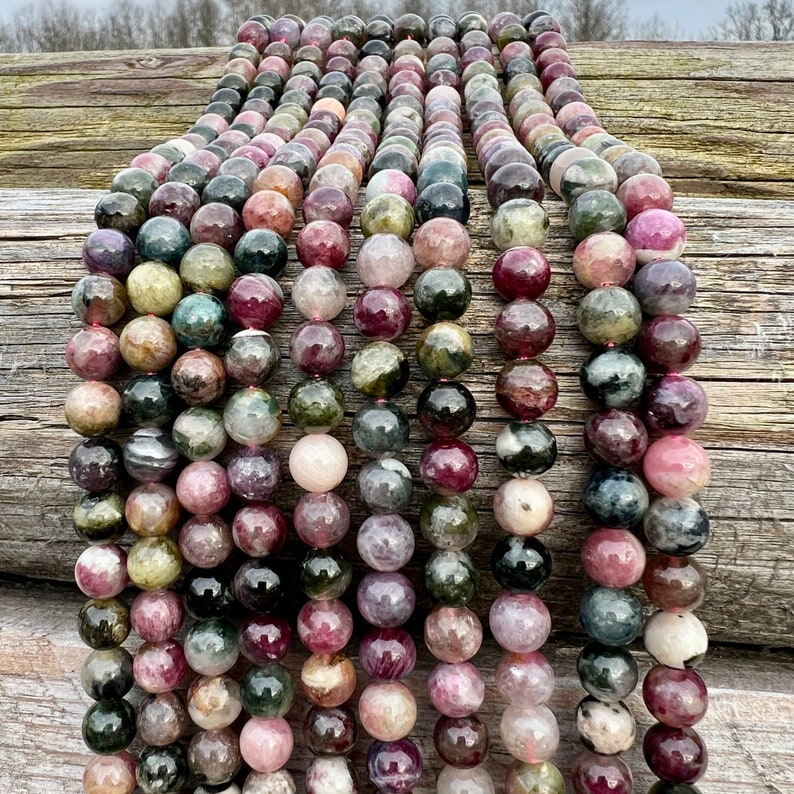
[581, 527, 646, 588]
[430, 662, 485, 718]
[579, 583, 642, 647]
[644, 553, 707, 613]
[500, 704, 559, 764]
[583, 467, 648, 527]
[71, 273, 127, 326]
[367, 738, 422, 794]
[644, 665, 708, 728]
[642, 375, 708, 436]
[76, 545, 129, 599]
[241, 664, 295, 719]
[495, 651, 555, 707]
[69, 438, 121, 492]
[434, 715, 489, 769]
[149, 180, 201, 226]
[577, 641, 638, 703]
[125, 483, 179, 537]
[358, 458, 413, 514]
[304, 704, 358, 756]
[298, 599, 354, 654]
[496, 359, 557, 420]
[490, 198, 549, 250]
[638, 316, 701, 373]
[360, 627, 417, 682]
[179, 243, 235, 294]
[617, 172, 674, 220]
[66, 326, 121, 381]
[358, 572, 416, 628]
[416, 322, 473, 379]
[417, 380, 476, 440]
[633, 259, 697, 316]
[242, 189, 296, 238]
[303, 186, 354, 228]
[187, 675, 242, 731]
[568, 190, 627, 241]
[491, 536, 552, 593]
[505, 760, 565, 794]
[414, 267, 472, 323]
[488, 162, 544, 209]
[131, 589, 183, 643]
[577, 286, 641, 346]
[232, 503, 286, 558]
[223, 387, 281, 446]
[170, 349, 226, 407]
[436, 765, 496, 794]
[123, 427, 178, 483]
[353, 401, 410, 459]
[137, 744, 189, 794]
[188, 728, 241, 785]
[82, 647, 134, 700]
[239, 614, 291, 665]
[243, 770, 296, 794]
[645, 611, 708, 669]
[425, 605, 483, 664]
[353, 286, 412, 341]
[643, 437, 711, 498]
[301, 652, 357, 708]
[558, 157, 617, 204]
[580, 348, 645, 408]
[94, 192, 146, 239]
[496, 420, 557, 477]
[490, 592, 551, 654]
[289, 434, 348, 493]
[118, 315, 177, 373]
[292, 265, 346, 321]
[134, 639, 187, 693]
[176, 460, 230, 514]
[352, 342, 410, 398]
[625, 209, 687, 265]
[65, 381, 122, 437]
[127, 536, 181, 591]
[359, 681, 417, 741]
[172, 407, 226, 462]
[425, 550, 478, 606]
[179, 513, 232, 569]
[78, 597, 130, 649]
[493, 478, 554, 537]
[288, 377, 345, 434]
[420, 439, 479, 496]
[576, 697, 635, 755]
[234, 560, 284, 613]
[644, 497, 710, 556]
[360, 194, 415, 240]
[82, 229, 136, 280]
[239, 717, 293, 774]
[358, 514, 414, 572]
[83, 751, 137, 794]
[73, 491, 126, 544]
[356, 233, 415, 289]
[234, 228, 289, 278]
[300, 548, 353, 600]
[305, 757, 358, 794]
[492, 247, 551, 301]
[494, 299, 555, 359]
[584, 409, 648, 467]
[572, 232, 636, 289]
[420, 494, 479, 552]
[184, 568, 235, 619]
[136, 216, 191, 267]
[122, 374, 176, 429]
[290, 320, 345, 376]
[185, 618, 239, 676]
[295, 220, 350, 270]
[82, 698, 137, 754]
[293, 491, 350, 549]
[226, 273, 284, 330]
[644, 724, 708, 783]
[571, 750, 633, 794]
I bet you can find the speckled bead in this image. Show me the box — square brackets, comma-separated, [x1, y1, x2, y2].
[576, 697, 636, 755]
[579, 586, 643, 646]
[583, 467, 648, 528]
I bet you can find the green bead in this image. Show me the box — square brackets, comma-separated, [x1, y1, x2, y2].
[352, 400, 410, 458]
[223, 387, 281, 445]
[82, 698, 137, 754]
[185, 618, 239, 676]
[137, 744, 189, 794]
[414, 267, 472, 321]
[81, 647, 134, 700]
[179, 242, 236, 293]
[420, 494, 479, 551]
[568, 189, 627, 242]
[234, 228, 288, 278]
[122, 373, 177, 428]
[497, 21, 529, 48]
[416, 322, 473, 379]
[577, 286, 642, 346]
[288, 377, 345, 434]
[73, 491, 126, 544]
[505, 760, 565, 794]
[559, 157, 619, 205]
[127, 537, 182, 591]
[172, 407, 227, 461]
[351, 341, 410, 398]
[424, 549, 478, 606]
[78, 597, 130, 650]
[111, 167, 158, 207]
[360, 194, 415, 239]
[241, 663, 295, 718]
[299, 548, 352, 600]
[490, 198, 549, 251]
[172, 293, 228, 349]
[136, 216, 192, 268]
[126, 261, 183, 316]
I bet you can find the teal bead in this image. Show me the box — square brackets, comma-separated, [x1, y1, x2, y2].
[577, 286, 642, 346]
[122, 373, 177, 428]
[82, 698, 137, 754]
[136, 216, 192, 267]
[241, 663, 295, 718]
[288, 377, 345, 434]
[579, 586, 643, 646]
[416, 322, 473, 379]
[416, 160, 468, 194]
[172, 407, 227, 461]
[172, 293, 228, 349]
[414, 268, 472, 321]
[73, 492, 126, 544]
[111, 167, 158, 207]
[352, 400, 410, 458]
[351, 341, 410, 399]
[300, 548, 353, 599]
[420, 494, 479, 551]
[424, 550, 479, 606]
[568, 189, 627, 242]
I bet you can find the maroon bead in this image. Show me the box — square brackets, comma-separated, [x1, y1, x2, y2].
[353, 287, 412, 342]
[584, 409, 649, 467]
[637, 315, 702, 373]
[232, 503, 287, 558]
[66, 326, 121, 381]
[420, 439, 479, 496]
[226, 273, 284, 330]
[496, 360, 558, 420]
[359, 628, 417, 682]
[494, 299, 556, 359]
[433, 714, 489, 769]
[190, 202, 244, 251]
[304, 705, 358, 756]
[533, 30, 567, 55]
[643, 554, 707, 614]
[302, 186, 355, 228]
[149, 182, 201, 226]
[572, 749, 633, 794]
[239, 613, 292, 663]
[290, 320, 346, 375]
[492, 247, 551, 300]
[643, 665, 709, 728]
[296, 220, 350, 270]
[643, 723, 708, 783]
[641, 375, 708, 436]
[535, 47, 571, 72]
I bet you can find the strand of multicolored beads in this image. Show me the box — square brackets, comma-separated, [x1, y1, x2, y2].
[524, 10, 711, 793]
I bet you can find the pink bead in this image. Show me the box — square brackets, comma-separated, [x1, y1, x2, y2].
[75, 544, 128, 598]
[643, 436, 711, 498]
[493, 479, 554, 537]
[500, 704, 560, 764]
[133, 639, 187, 693]
[179, 514, 234, 568]
[83, 751, 137, 794]
[239, 717, 294, 773]
[226, 273, 284, 330]
[293, 491, 351, 548]
[356, 233, 416, 289]
[296, 220, 350, 270]
[572, 232, 637, 288]
[298, 599, 354, 654]
[412, 217, 471, 270]
[289, 435, 348, 493]
[581, 528, 647, 588]
[617, 173, 675, 220]
[424, 605, 483, 663]
[130, 589, 184, 642]
[66, 326, 121, 381]
[490, 593, 551, 654]
[359, 681, 418, 741]
[429, 662, 485, 718]
[624, 208, 687, 265]
[495, 652, 555, 707]
[176, 461, 230, 515]
[420, 439, 479, 496]
[232, 503, 287, 557]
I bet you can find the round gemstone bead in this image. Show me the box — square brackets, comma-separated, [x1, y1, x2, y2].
[82, 752, 137, 794]
[496, 359, 557, 420]
[119, 315, 178, 373]
[358, 458, 413, 514]
[583, 467, 648, 528]
[505, 760, 565, 794]
[571, 750, 633, 794]
[122, 374, 177, 429]
[65, 382, 122, 438]
[290, 320, 345, 375]
[241, 663, 295, 719]
[581, 527, 646, 588]
[434, 714, 489, 769]
[354, 286, 412, 341]
[351, 341, 410, 398]
[583, 409, 648, 467]
[179, 242, 235, 293]
[358, 514, 415, 572]
[495, 651, 555, 707]
[359, 681, 417, 741]
[81, 647, 134, 700]
[239, 613, 291, 665]
[296, 220, 350, 270]
[425, 550, 479, 606]
[491, 536, 552, 592]
[234, 228, 289, 278]
[303, 704, 358, 756]
[437, 765, 494, 794]
[492, 246, 550, 300]
[288, 377, 344, 434]
[299, 548, 352, 601]
[171, 349, 226, 407]
[633, 259, 697, 316]
[644, 611, 709, 669]
[424, 605, 483, 664]
[568, 189, 627, 241]
[126, 483, 180, 538]
[82, 228, 136, 278]
[234, 560, 284, 613]
[352, 401, 410, 459]
[226, 273, 284, 330]
[643, 665, 708, 728]
[176, 461, 230, 515]
[66, 326, 121, 381]
[133, 639, 187, 693]
[494, 299, 555, 359]
[188, 728, 242, 786]
[576, 697, 636, 755]
[625, 208, 687, 265]
[184, 568, 235, 619]
[491, 198, 549, 250]
[643, 724, 708, 783]
[577, 641, 638, 703]
[430, 661, 485, 718]
[367, 738, 422, 793]
[572, 231, 636, 289]
[224, 330, 280, 386]
[137, 692, 188, 746]
[185, 619, 239, 676]
[130, 589, 183, 643]
[223, 388, 281, 446]
[301, 653, 357, 708]
[417, 380, 476, 439]
[298, 599, 353, 654]
[577, 286, 641, 346]
[239, 717, 293, 773]
[493, 478, 554, 537]
[642, 375, 708, 436]
[643, 437, 711, 498]
[126, 536, 182, 590]
[82, 699, 137, 754]
[420, 494, 479, 552]
[75, 545, 129, 599]
[230, 503, 286, 558]
[292, 491, 350, 548]
[644, 497, 710, 556]
[172, 407, 226, 461]
[361, 194, 416, 239]
[305, 756, 357, 794]
[71, 273, 128, 326]
[292, 266, 346, 322]
[123, 427, 179, 483]
[73, 491, 126, 544]
[496, 420, 557, 477]
[356, 233, 416, 289]
[136, 744, 188, 794]
[416, 322, 473, 379]
[638, 316, 702, 373]
[643, 553, 707, 613]
[580, 349, 645, 408]
[414, 267, 472, 322]
[420, 439, 479, 496]
[187, 675, 242, 731]
[579, 586, 643, 646]
[360, 627, 416, 682]
[358, 572, 416, 628]
[490, 592, 551, 653]
[500, 704, 559, 763]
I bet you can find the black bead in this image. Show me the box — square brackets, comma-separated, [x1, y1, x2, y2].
[491, 535, 552, 592]
[183, 567, 236, 619]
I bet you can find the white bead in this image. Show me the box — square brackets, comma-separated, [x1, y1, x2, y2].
[576, 697, 636, 754]
[493, 479, 554, 536]
[644, 610, 708, 669]
[437, 764, 495, 794]
[288, 434, 348, 493]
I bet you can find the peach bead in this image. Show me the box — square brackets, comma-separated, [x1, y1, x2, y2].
[643, 436, 711, 498]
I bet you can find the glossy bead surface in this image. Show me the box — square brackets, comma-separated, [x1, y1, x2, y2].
[638, 316, 701, 373]
[504, 760, 565, 794]
[643, 437, 711, 498]
[494, 299, 555, 359]
[239, 614, 291, 665]
[358, 572, 416, 628]
[416, 322, 473, 379]
[188, 728, 242, 785]
[577, 286, 641, 346]
[130, 589, 183, 643]
[303, 704, 358, 756]
[81, 648, 134, 700]
[490, 198, 549, 251]
[352, 401, 410, 459]
[78, 597, 130, 650]
[580, 349, 645, 408]
[298, 599, 353, 654]
[354, 286, 412, 341]
[185, 618, 239, 676]
[583, 409, 647, 467]
[136, 744, 188, 794]
[82, 752, 137, 794]
[496, 421, 556, 477]
[491, 536, 552, 592]
[643, 665, 708, 727]
[75, 545, 129, 599]
[290, 320, 345, 375]
[500, 704, 559, 764]
[572, 232, 636, 289]
[82, 228, 136, 279]
[73, 491, 126, 544]
[351, 341, 410, 398]
[644, 497, 710, 556]
[495, 651, 555, 708]
[138, 691, 188, 745]
[490, 592, 551, 653]
[288, 377, 345, 434]
[184, 568, 235, 619]
[424, 605, 483, 664]
[82, 698, 137, 754]
[187, 674, 242, 730]
[577, 641, 638, 703]
[425, 550, 478, 606]
[301, 652, 357, 708]
[417, 380, 476, 439]
[241, 663, 294, 719]
[625, 208, 687, 265]
[359, 681, 417, 741]
[420, 439, 478, 496]
[414, 267, 472, 322]
[356, 233, 416, 289]
[644, 553, 707, 613]
[360, 627, 416, 682]
[633, 259, 697, 316]
[65, 382, 122, 438]
[642, 375, 708, 436]
[568, 189, 627, 241]
[643, 724, 708, 783]
[493, 478, 554, 537]
[239, 717, 293, 773]
[225, 330, 279, 386]
[581, 527, 646, 589]
[367, 738, 422, 794]
[644, 611, 709, 669]
[434, 714, 489, 769]
[292, 491, 350, 548]
[300, 548, 352, 601]
[579, 586, 643, 646]
[66, 326, 121, 381]
[576, 697, 636, 755]
[492, 247, 550, 301]
[170, 349, 226, 407]
[583, 467, 648, 528]
[571, 750, 633, 794]
[496, 359, 557, 420]
[133, 639, 187, 693]
[223, 387, 281, 446]
[429, 662, 485, 718]
[357, 514, 414, 572]
[358, 458, 413, 514]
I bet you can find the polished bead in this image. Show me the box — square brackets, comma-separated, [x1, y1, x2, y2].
[239, 613, 291, 665]
[82, 699, 137, 754]
[289, 434, 348, 493]
[358, 514, 414, 572]
[643, 724, 708, 783]
[304, 704, 358, 756]
[180, 242, 235, 293]
[241, 663, 294, 719]
[644, 497, 710, 556]
[579, 586, 642, 646]
[416, 322, 473, 379]
[577, 641, 638, 703]
[290, 320, 345, 375]
[643, 437, 711, 498]
[644, 664, 708, 728]
[580, 349, 645, 408]
[360, 194, 415, 239]
[577, 286, 641, 346]
[417, 380, 476, 439]
[430, 661, 485, 718]
[568, 189, 627, 241]
[576, 697, 635, 755]
[243, 770, 296, 794]
[492, 247, 550, 300]
[242, 189, 296, 238]
[367, 738, 422, 793]
[644, 553, 707, 613]
[65, 381, 122, 438]
[571, 749, 633, 794]
[66, 326, 121, 381]
[638, 315, 701, 373]
[418, 493, 477, 552]
[234, 560, 283, 613]
[494, 299, 555, 359]
[305, 756, 357, 794]
[493, 478, 554, 537]
[496, 421, 557, 477]
[356, 233, 416, 289]
[234, 228, 289, 278]
[359, 681, 417, 741]
[223, 387, 281, 446]
[171, 409, 226, 466]
[504, 760, 565, 794]
[78, 597, 130, 650]
[149, 180, 202, 226]
[572, 231, 636, 289]
[358, 572, 416, 628]
[298, 598, 353, 654]
[81, 647, 134, 700]
[300, 548, 352, 600]
[187, 674, 242, 730]
[584, 409, 647, 467]
[136, 744, 188, 794]
[434, 714, 489, 770]
[184, 568, 235, 619]
[83, 751, 137, 794]
[73, 491, 126, 544]
[119, 315, 177, 373]
[292, 265, 347, 321]
[136, 216, 192, 267]
[185, 618, 239, 676]
[495, 651, 555, 707]
[360, 627, 416, 682]
[352, 401, 409, 459]
[491, 536, 552, 592]
[239, 717, 293, 773]
[420, 439, 478, 496]
[642, 375, 708, 436]
[583, 467, 648, 527]
[291, 491, 349, 549]
[488, 162, 544, 209]
[617, 172, 674, 220]
[226, 273, 283, 330]
[633, 259, 697, 316]
[351, 341, 410, 398]
[625, 208, 687, 265]
[412, 217, 471, 270]
[94, 192, 146, 238]
[124, 483, 179, 538]
[437, 765, 494, 794]
[581, 527, 646, 588]
[288, 377, 344, 434]
[414, 267, 472, 322]
[425, 550, 478, 606]
[490, 592, 551, 653]
[69, 438, 121, 493]
[496, 359, 557, 420]
[188, 728, 242, 785]
[171, 349, 226, 406]
[500, 704, 559, 763]
[301, 652, 357, 708]
[559, 157, 617, 204]
[358, 458, 413, 514]
[133, 639, 187, 693]
[130, 589, 183, 643]
[121, 374, 176, 429]
[490, 198, 548, 250]
[230, 503, 285, 559]
[76, 545, 129, 599]
[123, 427, 178, 484]
[354, 286, 412, 341]
[72, 273, 128, 326]
[176, 460, 230, 515]
[644, 611, 708, 669]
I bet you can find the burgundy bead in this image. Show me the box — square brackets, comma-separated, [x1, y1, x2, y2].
[293, 491, 351, 548]
[133, 639, 188, 693]
[496, 359, 558, 420]
[354, 287, 413, 341]
[149, 182, 201, 226]
[643, 723, 708, 783]
[487, 162, 545, 209]
[303, 704, 358, 756]
[643, 554, 707, 614]
[367, 738, 423, 793]
[492, 247, 551, 300]
[637, 316, 702, 373]
[226, 446, 282, 502]
[190, 202, 244, 251]
[642, 375, 708, 436]
[176, 461, 230, 515]
[290, 320, 346, 375]
[296, 220, 351, 270]
[433, 714, 489, 770]
[302, 186, 355, 228]
[239, 613, 292, 663]
[226, 273, 284, 330]
[572, 749, 633, 794]
[419, 439, 479, 496]
[643, 665, 709, 728]
[583, 409, 649, 467]
[494, 299, 556, 359]
[359, 628, 417, 682]
[232, 503, 287, 558]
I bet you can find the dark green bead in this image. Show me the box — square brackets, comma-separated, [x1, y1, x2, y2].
[568, 189, 627, 242]
[172, 293, 227, 349]
[81, 647, 134, 700]
[73, 492, 126, 544]
[416, 322, 473, 379]
[583, 467, 649, 527]
[94, 192, 146, 238]
[137, 744, 189, 794]
[136, 216, 192, 267]
[111, 167, 158, 207]
[288, 377, 345, 434]
[172, 407, 226, 461]
[351, 342, 410, 398]
[579, 586, 643, 646]
[559, 157, 618, 205]
[577, 286, 642, 346]
[184, 618, 239, 675]
[416, 380, 476, 440]
[420, 494, 479, 551]
[234, 229, 289, 278]
[122, 373, 177, 428]
[352, 400, 410, 458]
[416, 160, 468, 194]
[300, 548, 352, 600]
[78, 597, 130, 650]
[414, 268, 472, 321]
[497, 21, 529, 48]
[150, 143, 185, 165]
[82, 698, 136, 754]
[580, 349, 646, 408]
[424, 550, 478, 606]
[577, 641, 639, 703]
[185, 568, 235, 619]
[495, 420, 557, 477]
[202, 174, 250, 212]
[415, 182, 470, 225]
[166, 160, 210, 193]
[241, 663, 295, 718]
[491, 535, 552, 592]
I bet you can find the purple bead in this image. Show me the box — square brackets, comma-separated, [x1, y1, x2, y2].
[357, 514, 415, 572]
[354, 287, 412, 342]
[367, 738, 422, 793]
[583, 409, 649, 467]
[296, 220, 350, 270]
[572, 749, 633, 794]
[433, 714, 489, 769]
[239, 614, 292, 663]
[232, 503, 287, 558]
[494, 299, 556, 359]
[149, 181, 201, 226]
[82, 229, 136, 278]
[179, 514, 234, 568]
[358, 572, 416, 628]
[428, 661, 485, 718]
[637, 316, 702, 373]
[632, 259, 697, 316]
[133, 639, 188, 693]
[69, 437, 121, 492]
[293, 491, 351, 548]
[642, 375, 708, 436]
[624, 208, 687, 265]
[643, 723, 708, 783]
[176, 461, 230, 515]
[360, 628, 417, 681]
[492, 247, 551, 301]
[298, 599, 354, 654]
[302, 186, 355, 228]
[303, 704, 358, 756]
[226, 446, 282, 502]
[419, 439, 479, 496]
[643, 665, 709, 728]
[290, 320, 346, 375]
[226, 273, 284, 330]
[130, 589, 184, 642]
[190, 202, 245, 251]
[487, 162, 545, 209]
